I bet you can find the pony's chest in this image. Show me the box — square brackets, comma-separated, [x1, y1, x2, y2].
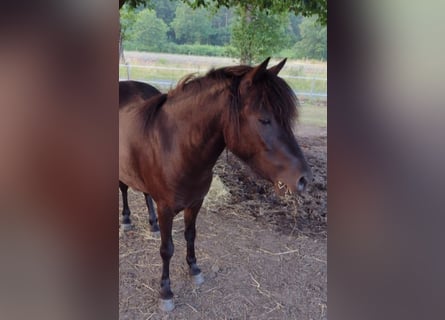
[170, 172, 213, 210]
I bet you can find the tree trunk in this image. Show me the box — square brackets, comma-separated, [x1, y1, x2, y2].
[119, 28, 125, 63]
[119, 21, 127, 65]
[239, 5, 253, 65]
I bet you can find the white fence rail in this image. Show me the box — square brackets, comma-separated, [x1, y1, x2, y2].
[119, 64, 327, 101]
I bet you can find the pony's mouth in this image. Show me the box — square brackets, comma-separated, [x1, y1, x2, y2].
[275, 180, 293, 197]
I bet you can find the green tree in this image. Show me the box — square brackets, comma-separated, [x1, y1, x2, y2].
[120, 0, 146, 9]
[119, 0, 327, 61]
[183, 0, 326, 25]
[126, 9, 169, 52]
[120, 0, 327, 25]
[209, 7, 233, 45]
[151, 0, 179, 24]
[230, 6, 291, 64]
[171, 3, 213, 44]
[119, 4, 139, 61]
[151, 0, 179, 41]
[293, 16, 327, 60]
[120, 4, 138, 43]
[289, 13, 304, 43]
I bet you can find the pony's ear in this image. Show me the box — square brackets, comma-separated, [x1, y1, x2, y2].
[268, 58, 287, 76]
[240, 57, 270, 93]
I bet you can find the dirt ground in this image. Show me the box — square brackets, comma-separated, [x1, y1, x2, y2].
[119, 124, 327, 320]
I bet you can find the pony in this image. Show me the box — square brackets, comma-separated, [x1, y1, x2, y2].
[119, 58, 311, 311]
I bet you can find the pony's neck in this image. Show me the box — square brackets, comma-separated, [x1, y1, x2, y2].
[164, 81, 230, 172]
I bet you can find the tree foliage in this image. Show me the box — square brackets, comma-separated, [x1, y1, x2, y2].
[120, 5, 138, 42]
[126, 9, 169, 52]
[208, 7, 233, 45]
[171, 3, 213, 44]
[120, 0, 327, 25]
[289, 13, 304, 42]
[185, 0, 326, 25]
[151, 0, 179, 24]
[229, 7, 291, 64]
[119, 0, 327, 61]
[119, 0, 146, 9]
[293, 16, 327, 60]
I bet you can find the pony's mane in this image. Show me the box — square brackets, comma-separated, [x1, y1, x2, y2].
[169, 65, 298, 133]
[141, 64, 299, 136]
[140, 93, 168, 132]
[168, 65, 254, 96]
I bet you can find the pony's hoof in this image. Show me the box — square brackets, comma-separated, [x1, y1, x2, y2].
[151, 230, 161, 238]
[191, 272, 204, 286]
[159, 298, 175, 312]
[121, 223, 133, 231]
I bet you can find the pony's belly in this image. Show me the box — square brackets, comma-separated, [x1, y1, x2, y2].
[119, 173, 147, 193]
[119, 176, 147, 193]
[119, 115, 150, 192]
[119, 156, 148, 193]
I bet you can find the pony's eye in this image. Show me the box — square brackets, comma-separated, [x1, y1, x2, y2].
[258, 119, 271, 125]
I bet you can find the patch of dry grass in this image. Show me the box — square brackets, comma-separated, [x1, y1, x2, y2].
[202, 175, 231, 210]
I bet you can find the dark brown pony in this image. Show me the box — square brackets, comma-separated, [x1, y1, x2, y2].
[119, 58, 311, 311]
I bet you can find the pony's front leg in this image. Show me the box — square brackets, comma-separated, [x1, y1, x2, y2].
[184, 201, 204, 286]
[157, 206, 175, 312]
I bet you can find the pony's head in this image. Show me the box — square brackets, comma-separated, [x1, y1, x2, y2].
[224, 58, 312, 195]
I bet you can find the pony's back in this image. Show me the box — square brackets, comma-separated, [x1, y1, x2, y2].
[119, 81, 160, 108]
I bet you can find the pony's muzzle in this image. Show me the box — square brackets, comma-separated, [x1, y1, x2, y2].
[296, 167, 312, 194]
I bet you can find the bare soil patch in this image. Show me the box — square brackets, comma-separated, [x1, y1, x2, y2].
[119, 126, 327, 319]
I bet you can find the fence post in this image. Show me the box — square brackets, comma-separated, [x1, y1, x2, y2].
[310, 78, 315, 101]
[125, 63, 130, 80]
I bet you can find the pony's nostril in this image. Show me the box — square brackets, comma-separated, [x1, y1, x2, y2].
[297, 176, 308, 193]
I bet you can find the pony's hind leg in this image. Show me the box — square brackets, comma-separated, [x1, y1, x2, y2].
[119, 181, 133, 231]
[184, 201, 204, 286]
[144, 192, 160, 235]
[157, 206, 175, 312]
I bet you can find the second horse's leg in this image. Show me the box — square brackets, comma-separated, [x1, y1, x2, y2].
[184, 200, 204, 286]
[144, 192, 160, 234]
[119, 181, 133, 231]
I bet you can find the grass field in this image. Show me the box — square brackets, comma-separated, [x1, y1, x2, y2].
[120, 52, 327, 100]
[120, 64, 327, 95]
[299, 104, 327, 128]
[121, 51, 327, 77]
